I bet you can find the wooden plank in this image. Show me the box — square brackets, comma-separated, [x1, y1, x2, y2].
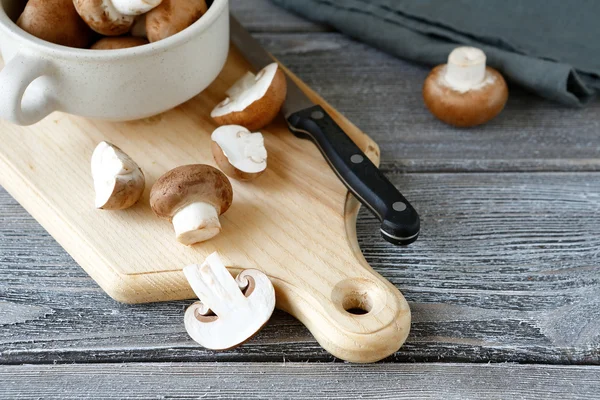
[2, 172, 599, 364]
[0, 362, 599, 399]
[253, 32, 600, 172]
[230, 0, 327, 32]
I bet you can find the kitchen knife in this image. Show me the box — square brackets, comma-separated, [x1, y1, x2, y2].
[230, 16, 420, 245]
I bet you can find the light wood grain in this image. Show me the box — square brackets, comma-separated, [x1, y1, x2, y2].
[1, 173, 599, 364]
[1, 362, 599, 399]
[0, 45, 411, 362]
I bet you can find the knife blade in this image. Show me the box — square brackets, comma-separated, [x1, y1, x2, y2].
[230, 16, 420, 245]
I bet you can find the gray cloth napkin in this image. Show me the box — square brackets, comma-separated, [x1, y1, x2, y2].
[271, 0, 600, 106]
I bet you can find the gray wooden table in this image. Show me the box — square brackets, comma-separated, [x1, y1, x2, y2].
[1, 1, 599, 398]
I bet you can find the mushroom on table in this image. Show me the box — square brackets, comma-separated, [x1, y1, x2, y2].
[423, 46, 509, 127]
[150, 165, 233, 245]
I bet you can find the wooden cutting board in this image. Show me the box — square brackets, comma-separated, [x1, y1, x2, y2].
[0, 46, 411, 363]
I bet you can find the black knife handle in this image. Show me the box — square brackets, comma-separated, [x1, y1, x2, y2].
[286, 105, 420, 245]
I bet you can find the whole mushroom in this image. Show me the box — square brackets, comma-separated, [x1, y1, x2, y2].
[150, 165, 233, 245]
[211, 63, 288, 131]
[17, 0, 92, 48]
[423, 46, 508, 127]
[211, 125, 267, 182]
[73, 0, 136, 36]
[146, 0, 208, 43]
[91, 141, 145, 210]
[91, 36, 149, 50]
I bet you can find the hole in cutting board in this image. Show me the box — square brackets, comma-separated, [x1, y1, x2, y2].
[342, 291, 373, 316]
[331, 278, 386, 318]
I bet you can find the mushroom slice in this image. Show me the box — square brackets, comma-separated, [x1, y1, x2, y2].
[183, 252, 276, 350]
[91, 36, 149, 50]
[73, 0, 135, 36]
[211, 63, 288, 131]
[111, 0, 163, 16]
[211, 125, 267, 181]
[150, 165, 233, 245]
[146, 0, 208, 42]
[422, 46, 508, 127]
[91, 141, 145, 210]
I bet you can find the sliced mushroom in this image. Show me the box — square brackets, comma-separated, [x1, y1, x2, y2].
[423, 46, 508, 127]
[146, 0, 208, 43]
[17, 0, 92, 48]
[91, 141, 145, 210]
[183, 252, 276, 350]
[91, 36, 149, 50]
[73, 0, 135, 36]
[150, 165, 233, 245]
[111, 0, 163, 15]
[211, 63, 288, 131]
[211, 125, 267, 181]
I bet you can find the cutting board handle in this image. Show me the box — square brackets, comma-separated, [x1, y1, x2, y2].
[271, 195, 411, 363]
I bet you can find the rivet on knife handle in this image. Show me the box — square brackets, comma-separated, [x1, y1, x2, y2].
[286, 105, 420, 245]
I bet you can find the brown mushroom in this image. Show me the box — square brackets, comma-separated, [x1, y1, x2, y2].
[91, 141, 145, 210]
[150, 165, 233, 245]
[211, 125, 267, 181]
[422, 47, 508, 127]
[91, 36, 149, 50]
[17, 0, 92, 48]
[73, 0, 135, 36]
[211, 63, 288, 131]
[145, 0, 208, 43]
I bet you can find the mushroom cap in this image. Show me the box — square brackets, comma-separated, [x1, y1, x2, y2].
[73, 0, 135, 36]
[91, 36, 149, 50]
[150, 164, 233, 220]
[145, 0, 208, 43]
[423, 64, 508, 127]
[211, 125, 267, 182]
[17, 0, 92, 48]
[211, 64, 288, 131]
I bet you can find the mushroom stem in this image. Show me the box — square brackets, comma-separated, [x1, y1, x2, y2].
[445, 47, 487, 92]
[172, 202, 221, 245]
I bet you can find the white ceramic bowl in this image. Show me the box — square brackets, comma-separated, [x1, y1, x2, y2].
[0, 0, 230, 125]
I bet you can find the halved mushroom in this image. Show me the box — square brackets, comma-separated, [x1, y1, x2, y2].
[211, 63, 288, 131]
[211, 125, 267, 181]
[423, 46, 508, 127]
[150, 165, 233, 245]
[73, 0, 136, 36]
[17, 0, 92, 48]
[91, 36, 149, 50]
[91, 141, 145, 210]
[146, 0, 208, 42]
[183, 252, 276, 350]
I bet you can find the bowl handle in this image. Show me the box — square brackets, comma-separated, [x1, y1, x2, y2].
[0, 52, 56, 126]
